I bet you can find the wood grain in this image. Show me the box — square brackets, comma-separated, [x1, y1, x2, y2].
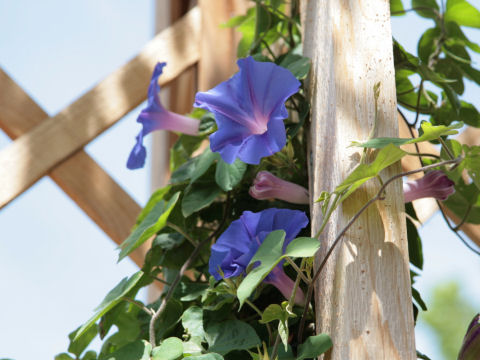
[303, 0, 416, 358]
[0, 7, 201, 209]
[0, 68, 151, 269]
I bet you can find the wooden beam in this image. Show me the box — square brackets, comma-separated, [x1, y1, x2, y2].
[303, 0, 416, 358]
[0, 6, 201, 209]
[0, 68, 152, 269]
[198, 0, 247, 91]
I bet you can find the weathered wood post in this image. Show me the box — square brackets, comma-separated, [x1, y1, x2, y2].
[302, 1, 416, 358]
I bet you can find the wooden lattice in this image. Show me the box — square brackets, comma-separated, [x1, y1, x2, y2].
[0, 2, 478, 275]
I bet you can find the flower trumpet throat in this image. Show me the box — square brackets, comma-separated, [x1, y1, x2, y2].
[403, 170, 455, 203]
[249, 171, 309, 204]
[194, 56, 300, 165]
[127, 62, 199, 170]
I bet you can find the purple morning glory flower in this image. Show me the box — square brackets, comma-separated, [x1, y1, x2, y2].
[209, 208, 308, 303]
[403, 170, 455, 203]
[194, 57, 301, 165]
[458, 314, 480, 360]
[127, 62, 199, 169]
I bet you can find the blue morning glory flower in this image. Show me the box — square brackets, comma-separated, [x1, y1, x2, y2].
[194, 57, 301, 165]
[127, 62, 199, 169]
[209, 208, 308, 303]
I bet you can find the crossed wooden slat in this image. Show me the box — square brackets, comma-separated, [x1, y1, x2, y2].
[0, 7, 201, 267]
[0, 3, 478, 270]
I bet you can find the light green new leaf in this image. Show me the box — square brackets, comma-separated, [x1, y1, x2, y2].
[237, 231, 320, 307]
[205, 320, 260, 355]
[334, 144, 407, 200]
[119, 192, 180, 261]
[215, 158, 247, 191]
[446, 0, 480, 28]
[352, 122, 463, 148]
[152, 338, 183, 360]
[390, 0, 405, 15]
[296, 334, 333, 360]
[74, 271, 143, 340]
[68, 324, 98, 357]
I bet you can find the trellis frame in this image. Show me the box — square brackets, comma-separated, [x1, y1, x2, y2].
[0, 0, 479, 352]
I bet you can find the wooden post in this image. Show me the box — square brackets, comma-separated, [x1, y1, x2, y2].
[303, 1, 416, 358]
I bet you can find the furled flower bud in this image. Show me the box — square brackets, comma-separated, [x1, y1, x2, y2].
[458, 314, 480, 360]
[403, 170, 455, 203]
[249, 171, 309, 204]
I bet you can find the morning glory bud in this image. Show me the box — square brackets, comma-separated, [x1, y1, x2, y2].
[127, 62, 199, 169]
[403, 170, 455, 203]
[194, 56, 300, 165]
[249, 171, 309, 204]
[458, 314, 480, 360]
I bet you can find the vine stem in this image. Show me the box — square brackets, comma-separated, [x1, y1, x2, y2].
[148, 194, 231, 346]
[245, 299, 273, 344]
[297, 157, 462, 343]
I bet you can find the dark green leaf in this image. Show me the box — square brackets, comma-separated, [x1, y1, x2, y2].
[119, 192, 180, 261]
[81, 351, 97, 360]
[215, 158, 247, 191]
[74, 271, 143, 340]
[412, 287, 428, 311]
[152, 338, 183, 360]
[98, 340, 151, 360]
[181, 183, 222, 217]
[444, 181, 480, 224]
[406, 216, 423, 269]
[418, 27, 441, 63]
[279, 54, 311, 79]
[445, 21, 480, 53]
[445, 0, 480, 28]
[412, 0, 440, 18]
[155, 299, 183, 340]
[68, 324, 98, 357]
[296, 334, 333, 359]
[464, 145, 480, 190]
[190, 149, 219, 184]
[205, 320, 261, 355]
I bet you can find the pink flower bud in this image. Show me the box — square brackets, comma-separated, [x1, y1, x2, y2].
[403, 170, 455, 203]
[249, 171, 309, 204]
[265, 266, 306, 305]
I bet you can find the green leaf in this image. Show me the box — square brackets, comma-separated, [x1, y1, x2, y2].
[182, 306, 206, 340]
[412, 0, 440, 18]
[444, 181, 480, 224]
[68, 324, 98, 357]
[155, 299, 184, 339]
[464, 145, 480, 190]
[405, 203, 423, 270]
[215, 158, 247, 191]
[296, 334, 333, 360]
[279, 54, 311, 79]
[445, 0, 480, 28]
[98, 340, 151, 360]
[205, 320, 261, 355]
[237, 231, 321, 307]
[136, 186, 171, 225]
[412, 287, 428, 311]
[334, 144, 407, 200]
[152, 338, 184, 360]
[81, 351, 97, 360]
[74, 271, 143, 341]
[352, 122, 463, 148]
[55, 354, 75, 360]
[119, 192, 180, 261]
[418, 27, 441, 63]
[182, 183, 222, 217]
[260, 304, 288, 324]
[390, 0, 405, 15]
[184, 354, 224, 359]
[190, 148, 219, 184]
[237, 8, 256, 57]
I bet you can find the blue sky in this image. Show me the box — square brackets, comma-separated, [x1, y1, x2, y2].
[0, 1, 479, 359]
